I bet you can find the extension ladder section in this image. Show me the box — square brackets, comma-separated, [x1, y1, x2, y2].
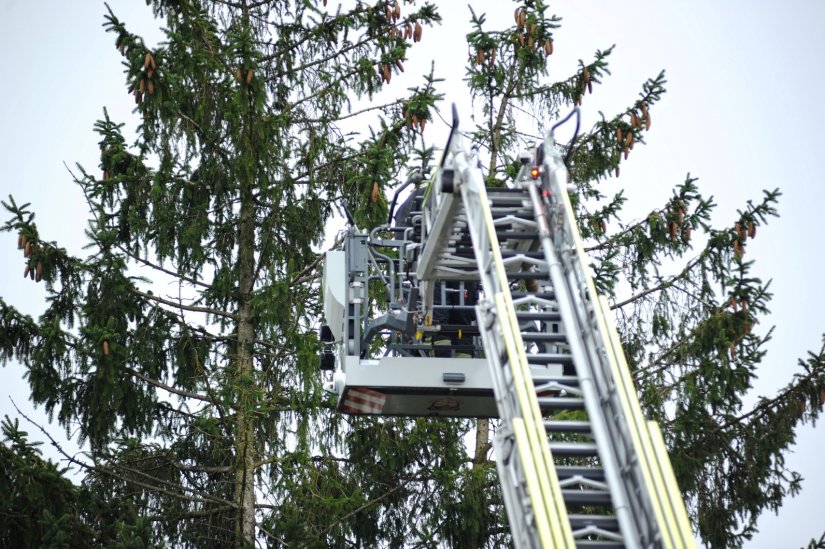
[416, 123, 694, 548]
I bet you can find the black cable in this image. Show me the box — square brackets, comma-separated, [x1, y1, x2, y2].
[440, 103, 460, 168]
[341, 201, 355, 226]
[387, 178, 416, 225]
[551, 107, 581, 167]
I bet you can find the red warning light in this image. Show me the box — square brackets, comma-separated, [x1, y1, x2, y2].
[530, 167, 540, 179]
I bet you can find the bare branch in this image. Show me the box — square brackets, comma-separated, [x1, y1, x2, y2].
[118, 244, 210, 288]
[134, 288, 238, 320]
[124, 367, 228, 407]
[10, 399, 237, 509]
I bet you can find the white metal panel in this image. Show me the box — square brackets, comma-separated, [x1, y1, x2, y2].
[323, 250, 347, 341]
[337, 356, 564, 417]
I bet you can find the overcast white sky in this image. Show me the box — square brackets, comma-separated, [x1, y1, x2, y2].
[1, 1, 823, 547]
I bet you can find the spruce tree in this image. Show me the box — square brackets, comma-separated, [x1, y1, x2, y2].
[1, 1, 824, 548]
[2, 0, 443, 546]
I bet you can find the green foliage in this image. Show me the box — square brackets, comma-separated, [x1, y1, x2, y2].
[0, 416, 158, 547]
[804, 531, 825, 549]
[3, 0, 452, 547]
[0, 416, 88, 547]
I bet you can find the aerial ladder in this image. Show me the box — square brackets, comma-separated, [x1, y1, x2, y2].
[320, 106, 695, 548]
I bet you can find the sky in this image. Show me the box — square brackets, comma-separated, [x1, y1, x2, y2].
[1, 1, 823, 547]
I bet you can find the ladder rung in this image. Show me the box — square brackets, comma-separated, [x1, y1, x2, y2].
[562, 489, 612, 505]
[544, 420, 591, 434]
[537, 396, 585, 410]
[511, 291, 556, 300]
[531, 375, 579, 388]
[485, 187, 530, 195]
[556, 466, 605, 481]
[521, 333, 567, 343]
[575, 541, 625, 549]
[451, 248, 544, 259]
[436, 324, 481, 335]
[490, 212, 534, 221]
[548, 441, 599, 457]
[516, 311, 561, 321]
[488, 196, 530, 206]
[528, 353, 574, 366]
[568, 515, 620, 532]
[495, 231, 540, 239]
[507, 271, 550, 280]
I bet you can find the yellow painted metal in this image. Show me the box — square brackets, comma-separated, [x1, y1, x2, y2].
[459, 151, 693, 546]
[470, 172, 573, 547]
[594, 295, 680, 549]
[649, 421, 695, 546]
[512, 419, 555, 548]
[598, 295, 695, 547]
[555, 172, 695, 548]
[496, 294, 572, 547]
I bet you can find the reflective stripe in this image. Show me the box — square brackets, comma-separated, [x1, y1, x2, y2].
[342, 388, 386, 414]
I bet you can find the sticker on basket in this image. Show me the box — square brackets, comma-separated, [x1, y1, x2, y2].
[427, 398, 461, 413]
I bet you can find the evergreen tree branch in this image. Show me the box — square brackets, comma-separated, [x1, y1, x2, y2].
[719, 342, 825, 432]
[11, 400, 237, 509]
[287, 66, 365, 110]
[143, 504, 235, 521]
[212, 0, 272, 9]
[319, 477, 418, 536]
[585, 211, 655, 253]
[488, 58, 519, 179]
[123, 367, 226, 407]
[803, 531, 825, 549]
[612, 255, 702, 310]
[289, 234, 345, 287]
[116, 244, 210, 288]
[257, 523, 290, 546]
[299, 98, 405, 125]
[263, 21, 373, 76]
[133, 288, 238, 320]
[174, 110, 233, 162]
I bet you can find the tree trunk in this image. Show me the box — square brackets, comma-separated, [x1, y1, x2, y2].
[235, 186, 257, 546]
[473, 418, 491, 468]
